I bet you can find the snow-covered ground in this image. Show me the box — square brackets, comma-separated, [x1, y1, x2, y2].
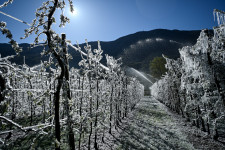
[101, 96, 225, 150]
[111, 97, 195, 150]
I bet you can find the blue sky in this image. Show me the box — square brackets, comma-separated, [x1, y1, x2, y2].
[1, 0, 225, 44]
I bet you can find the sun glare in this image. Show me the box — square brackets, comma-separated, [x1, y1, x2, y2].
[70, 8, 78, 16]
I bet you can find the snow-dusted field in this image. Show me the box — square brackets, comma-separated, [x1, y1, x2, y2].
[102, 96, 224, 150]
[107, 97, 194, 150]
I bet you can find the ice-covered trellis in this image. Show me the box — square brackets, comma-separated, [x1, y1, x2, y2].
[151, 9, 225, 141]
[0, 45, 144, 149]
[0, 1, 144, 149]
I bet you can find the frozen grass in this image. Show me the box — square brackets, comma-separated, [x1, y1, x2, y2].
[111, 97, 195, 150]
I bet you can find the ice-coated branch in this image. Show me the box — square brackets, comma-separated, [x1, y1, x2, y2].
[0, 55, 15, 61]
[0, 116, 26, 132]
[0, 11, 30, 26]
[0, 130, 14, 135]
[23, 123, 53, 132]
[68, 42, 109, 71]
[0, 21, 22, 54]
[0, 0, 13, 9]
[0, 63, 29, 77]
[0, 138, 4, 144]
[214, 9, 225, 15]
[0, 123, 53, 136]
[214, 9, 225, 25]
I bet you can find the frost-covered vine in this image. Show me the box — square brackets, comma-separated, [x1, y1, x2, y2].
[0, 1, 144, 149]
[151, 9, 225, 141]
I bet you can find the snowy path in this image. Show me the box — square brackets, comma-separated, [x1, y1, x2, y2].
[113, 97, 195, 150]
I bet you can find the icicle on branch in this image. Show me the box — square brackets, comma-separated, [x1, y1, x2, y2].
[214, 9, 225, 25]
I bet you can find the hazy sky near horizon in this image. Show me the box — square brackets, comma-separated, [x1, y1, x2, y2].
[1, 0, 225, 44]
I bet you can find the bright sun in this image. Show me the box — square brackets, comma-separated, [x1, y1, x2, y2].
[70, 8, 78, 16]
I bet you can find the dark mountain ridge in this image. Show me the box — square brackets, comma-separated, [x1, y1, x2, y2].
[0, 29, 201, 72]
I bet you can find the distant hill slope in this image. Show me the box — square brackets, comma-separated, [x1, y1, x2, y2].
[0, 29, 201, 72]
